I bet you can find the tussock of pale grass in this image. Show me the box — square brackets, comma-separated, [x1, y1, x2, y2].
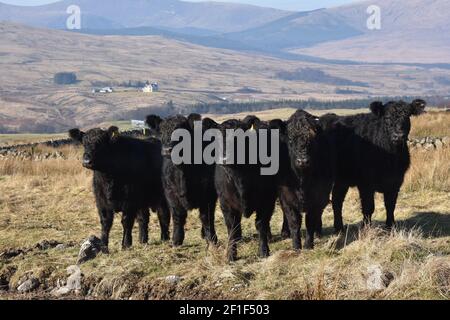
[403, 147, 450, 193]
[410, 111, 450, 139]
[240, 227, 449, 300]
[0, 146, 82, 176]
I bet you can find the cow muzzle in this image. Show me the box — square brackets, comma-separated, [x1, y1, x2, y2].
[161, 147, 173, 157]
[295, 157, 310, 169]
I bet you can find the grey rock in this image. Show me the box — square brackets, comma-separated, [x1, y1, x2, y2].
[77, 235, 103, 264]
[36, 240, 61, 250]
[17, 278, 39, 293]
[165, 275, 182, 285]
[424, 143, 435, 150]
[55, 244, 67, 250]
[366, 265, 394, 291]
[51, 265, 82, 297]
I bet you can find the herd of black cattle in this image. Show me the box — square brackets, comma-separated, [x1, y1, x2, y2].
[68, 99, 426, 261]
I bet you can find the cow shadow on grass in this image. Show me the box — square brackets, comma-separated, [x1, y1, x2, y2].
[397, 211, 450, 238]
[238, 211, 449, 252]
[321, 211, 450, 250]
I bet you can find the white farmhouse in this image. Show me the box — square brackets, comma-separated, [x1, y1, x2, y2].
[142, 82, 159, 93]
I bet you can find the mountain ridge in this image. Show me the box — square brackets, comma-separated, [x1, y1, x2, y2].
[0, 0, 291, 33]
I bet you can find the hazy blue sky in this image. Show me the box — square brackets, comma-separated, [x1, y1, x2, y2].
[0, 0, 357, 11]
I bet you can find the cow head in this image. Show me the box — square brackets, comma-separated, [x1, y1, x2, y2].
[145, 115, 163, 136]
[146, 114, 197, 158]
[69, 126, 119, 170]
[287, 110, 321, 171]
[202, 117, 219, 130]
[370, 99, 426, 147]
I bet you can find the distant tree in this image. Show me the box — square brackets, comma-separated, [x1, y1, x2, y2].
[54, 72, 77, 85]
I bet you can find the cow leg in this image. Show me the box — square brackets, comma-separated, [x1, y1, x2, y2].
[315, 217, 323, 238]
[267, 226, 273, 242]
[279, 191, 291, 239]
[305, 210, 320, 249]
[281, 212, 291, 239]
[222, 204, 242, 262]
[332, 183, 349, 233]
[98, 207, 113, 253]
[121, 211, 136, 249]
[384, 189, 399, 229]
[157, 201, 171, 241]
[255, 209, 273, 258]
[172, 207, 188, 247]
[358, 187, 375, 227]
[201, 226, 206, 239]
[279, 186, 301, 250]
[199, 203, 218, 245]
[286, 210, 302, 251]
[136, 208, 150, 244]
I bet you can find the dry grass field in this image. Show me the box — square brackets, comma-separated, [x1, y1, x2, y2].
[0, 109, 449, 300]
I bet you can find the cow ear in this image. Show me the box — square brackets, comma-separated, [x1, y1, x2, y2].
[308, 116, 322, 135]
[410, 99, 426, 116]
[68, 128, 84, 142]
[145, 115, 163, 132]
[108, 126, 119, 139]
[188, 113, 202, 130]
[269, 119, 287, 135]
[242, 115, 260, 130]
[370, 101, 385, 117]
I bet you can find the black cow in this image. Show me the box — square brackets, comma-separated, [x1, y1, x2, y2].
[69, 126, 170, 251]
[145, 114, 218, 246]
[215, 117, 300, 261]
[280, 110, 337, 249]
[331, 100, 426, 231]
[243, 116, 305, 251]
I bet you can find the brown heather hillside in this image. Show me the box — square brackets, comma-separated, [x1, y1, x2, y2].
[0, 110, 448, 300]
[1, 22, 450, 133]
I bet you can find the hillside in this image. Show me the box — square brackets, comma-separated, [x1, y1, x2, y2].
[290, 0, 450, 63]
[0, 0, 290, 33]
[2, 0, 450, 64]
[1, 22, 450, 133]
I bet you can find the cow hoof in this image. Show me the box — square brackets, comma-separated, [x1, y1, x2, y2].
[304, 241, 314, 250]
[101, 246, 109, 254]
[161, 233, 170, 242]
[281, 231, 291, 240]
[208, 237, 219, 246]
[259, 248, 270, 258]
[172, 238, 184, 247]
[292, 241, 302, 251]
[383, 223, 396, 232]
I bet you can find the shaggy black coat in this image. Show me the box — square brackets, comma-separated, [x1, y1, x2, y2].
[69, 126, 170, 251]
[145, 114, 218, 246]
[330, 100, 426, 231]
[280, 110, 337, 249]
